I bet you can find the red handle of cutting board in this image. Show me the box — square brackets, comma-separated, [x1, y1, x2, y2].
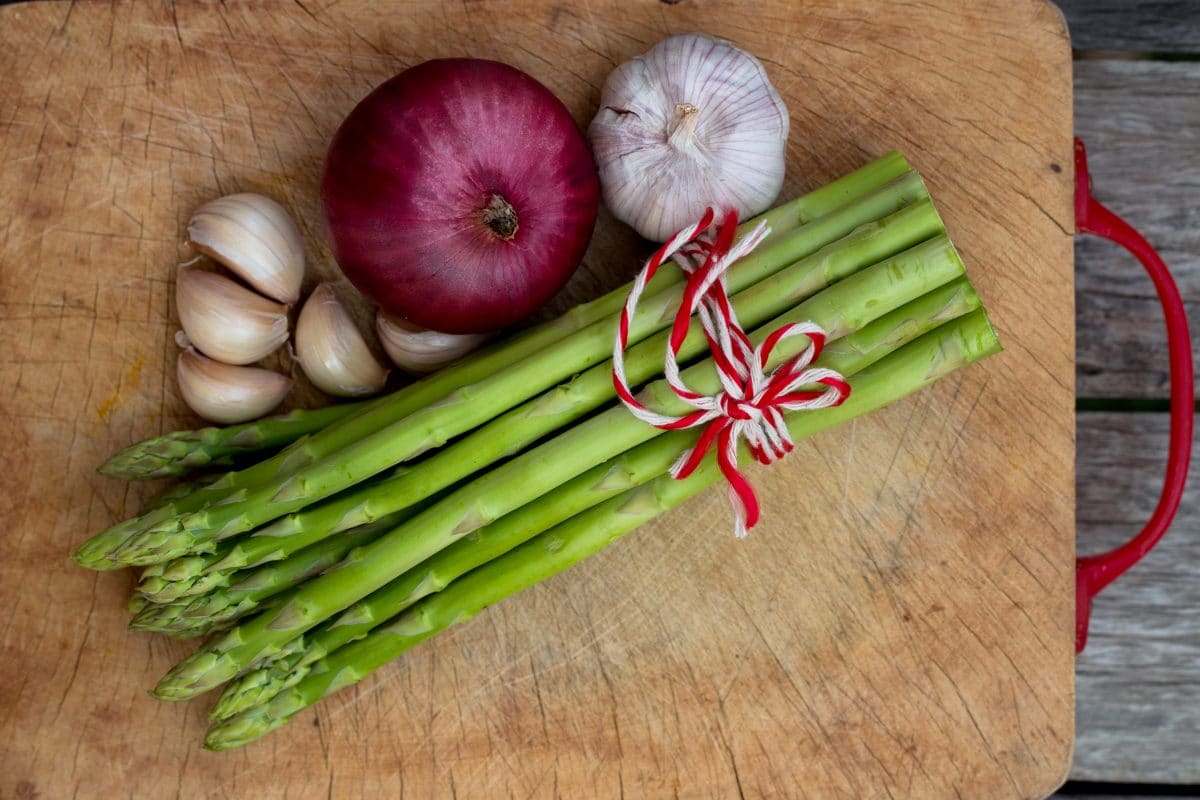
[1073, 137, 1194, 653]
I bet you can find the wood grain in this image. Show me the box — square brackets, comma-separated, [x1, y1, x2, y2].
[1074, 59, 1200, 398]
[0, 1, 1076, 798]
[1073, 412, 1200, 784]
[1056, 0, 1200, 53]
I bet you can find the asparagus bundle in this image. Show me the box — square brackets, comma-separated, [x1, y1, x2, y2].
[75, 154, 1002, 753]
[210, 278, 983, 720]
[205, 307, 1001, 749]
[76, 153, 916, 570]
[153, 233, 967, 700]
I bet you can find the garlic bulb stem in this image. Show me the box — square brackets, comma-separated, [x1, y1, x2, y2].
[175, 266, 289, 365]
[186, 193, 306, 304]
[295, 284, 390, 397]
[176, 347, 292, 424]
[668, 103, 700, 148]
[376, 312, 489, 375]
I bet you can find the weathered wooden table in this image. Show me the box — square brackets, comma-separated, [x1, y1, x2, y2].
[0, 0, 1194, 795]
[1058, 0, 1200, 793]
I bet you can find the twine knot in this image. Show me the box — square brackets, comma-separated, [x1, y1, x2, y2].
[611, 208, 851, 537]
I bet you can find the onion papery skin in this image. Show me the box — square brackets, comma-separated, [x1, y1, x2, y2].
[321, 59, 600, 334]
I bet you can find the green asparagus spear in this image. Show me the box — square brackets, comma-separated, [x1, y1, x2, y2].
[163, 586, 303, 641]
[210, 278, 983, 719]
[136, 545, 235, 603]
[75, 159, 919, 570]
[142, 197, 944, 572]
[129, 509, 414, 636]
[144, 473, 225, 506]
[134, 467, 422, 601]
[79, 472, 226, 573]
[204, 308, 1002, 749]
[155, 238, 964, 699]
[98, 403, 368, 480]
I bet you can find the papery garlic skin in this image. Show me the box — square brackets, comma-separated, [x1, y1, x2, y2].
[186, 193, 306, 304]
[376, 312, 489, 375]
[295, 284, 390, 397]
[588, 33, 789, 242]
[177, 347, 292, 424]
[176, 266, 290, 365]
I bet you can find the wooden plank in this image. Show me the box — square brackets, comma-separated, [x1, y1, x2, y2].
[1057, 0, 1200, 52]
[0, 1, 1076, 798]
[1073, 412, 1200, 783]
[1074, 59, 1200, 398]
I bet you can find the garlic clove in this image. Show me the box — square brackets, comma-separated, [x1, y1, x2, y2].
[186, 193, 306, 304]
[177, 347, 292, 424]
[176, 265, 290, 365]
[295, 284, 390, 397]
[375, 312, 489, 375]
[588, 33, 789, 242]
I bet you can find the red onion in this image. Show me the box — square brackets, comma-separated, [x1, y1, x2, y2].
[321, 59, 600, 334]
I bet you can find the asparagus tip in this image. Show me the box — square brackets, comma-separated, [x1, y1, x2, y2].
[203, 708, 285, 751]
[71, 542, 122, 571]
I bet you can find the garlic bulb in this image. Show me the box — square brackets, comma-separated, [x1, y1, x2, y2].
[175, 266, 290, 365]
[588, 33, 789, 242]
[295, 284, 390, 397]
[177, 347, 292, 424]
[376, 312, 489, 375]
[186, 193, 306, 303]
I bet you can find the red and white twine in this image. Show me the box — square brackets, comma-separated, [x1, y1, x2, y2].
[612, 209, 851, 538]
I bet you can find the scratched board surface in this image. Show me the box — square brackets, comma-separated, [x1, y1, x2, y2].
[0, 2, 1075, 797]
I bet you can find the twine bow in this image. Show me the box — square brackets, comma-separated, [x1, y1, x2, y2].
[611, 209, 851, 537]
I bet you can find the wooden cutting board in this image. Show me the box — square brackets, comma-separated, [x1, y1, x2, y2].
[0, 1, 1076, 797]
